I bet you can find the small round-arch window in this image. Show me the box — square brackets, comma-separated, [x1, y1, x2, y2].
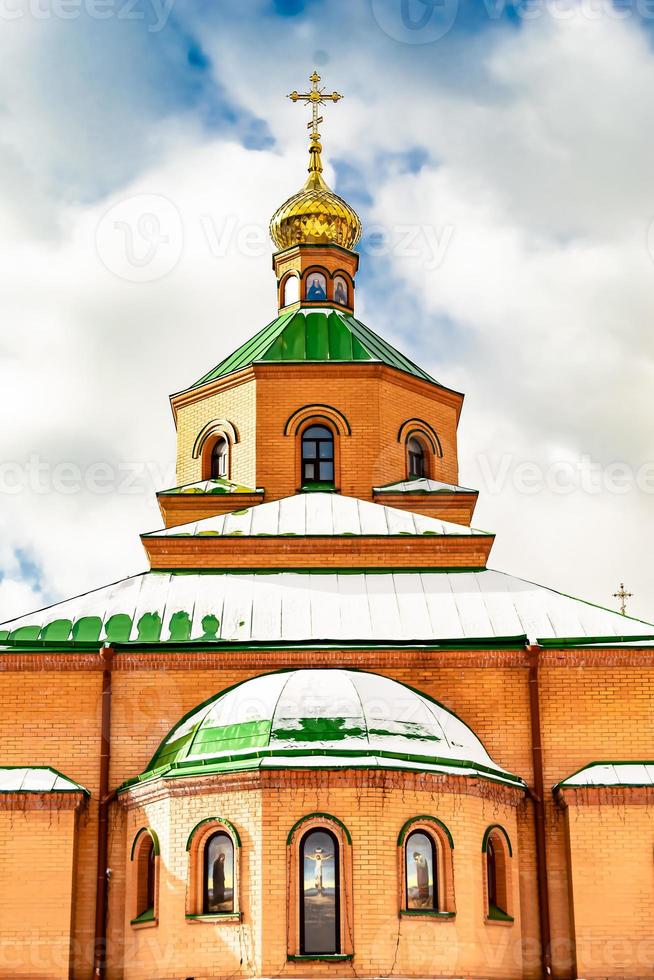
[211, 438, 229, 480]
[302, 425, 334, 485]
[407, 436, 427, 478]
[333, 276, 348, 306]
[306, 272, 327, 302]
[284, 275, 300, 306]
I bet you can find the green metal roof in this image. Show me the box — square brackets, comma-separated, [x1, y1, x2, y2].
[188, 309, 438, 390]
[121, 669, 524, 791]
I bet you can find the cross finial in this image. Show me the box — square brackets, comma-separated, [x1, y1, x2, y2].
[613, 582, 633, 616]
[288, 71, 343, 176]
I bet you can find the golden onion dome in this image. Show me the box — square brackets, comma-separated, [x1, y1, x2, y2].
[270, 134, 363, 252]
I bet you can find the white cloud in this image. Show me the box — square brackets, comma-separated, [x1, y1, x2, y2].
[1, 4, 653, 624]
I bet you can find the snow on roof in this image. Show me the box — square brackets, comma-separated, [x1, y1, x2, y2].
[144, 492, 489, 539]
[374, 478, 477, 495]
[127, 669, 524, 789]
[0, 767, 89, 794]
[1, 568, 652, 648]
[158, 479, 262, 496]
[556, 762, 654, 789]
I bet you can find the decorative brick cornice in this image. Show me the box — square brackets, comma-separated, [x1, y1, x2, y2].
[169, 367, 255, 423]
[141, 531, 495, 571]
[0, 791, 87, 811]
[119, 766, 524, 811]
[555, 785, 654, 808]
[2, 645, 654, 671]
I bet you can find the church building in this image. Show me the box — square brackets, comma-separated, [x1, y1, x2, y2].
[1, 74, 653, 980]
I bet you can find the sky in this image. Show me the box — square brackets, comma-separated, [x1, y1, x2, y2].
[1, 0, 654, 622]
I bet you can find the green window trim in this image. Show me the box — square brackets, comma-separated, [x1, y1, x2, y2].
[397, 815, 454, 850]
[130, 907, 156, 926]
[400, 909, 455, 919]
[185, 817, 241, 852]
[481, 824, 513, 858]
[185, 912, 243, 922]
[487, 903, 514, 923]
[130, 827, 160, 861]
[286, 812, 352, 846]
[299, 482, 339, 493]
[287, 954, 353, 962]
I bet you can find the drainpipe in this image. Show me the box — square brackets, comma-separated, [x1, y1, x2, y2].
[93, 644, 114, 979]
[527, 643, 552, 978]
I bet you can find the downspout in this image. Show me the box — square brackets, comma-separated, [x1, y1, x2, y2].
[93, 644, 114, 979]
[527, 643, 552, 977]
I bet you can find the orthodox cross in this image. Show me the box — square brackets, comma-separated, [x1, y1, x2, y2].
[288, 70, 343, 143]
[613, 582, 633, 616]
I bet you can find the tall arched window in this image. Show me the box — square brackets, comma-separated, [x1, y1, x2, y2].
[203, 831, 235, 915]
[407, 436, 426, 478]
[301, 425, 334, 486]
[483, 825, 513, 922]
[284, 275, 300, 306]
[211, 437, 229, 479]
[300, 827, 340, 955]
[405, 830, 437, 911]
[145, 838, 155, 914]
[131, 827, 159, 926]
[487, 838, 498, 911]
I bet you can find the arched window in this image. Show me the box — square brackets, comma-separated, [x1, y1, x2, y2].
[302, 425, 334, 486]
[283, 275, 300, 306]
[203, 831, 235, 915]
[333, 275, 348, 306]
[487, 838, 498, 911]
[407, 436, 427, 478]
[185, 817, 241, 920]
[300, 827, 340, 955]
[144, 838, 155, 913]
[306, 271, 327, 302]
[130, 828, 159, 927]
[483, 825, 513, 922]
[211, 437, 229, 480]
[397, 816, 455, 917]
[405, 830, 437, 911]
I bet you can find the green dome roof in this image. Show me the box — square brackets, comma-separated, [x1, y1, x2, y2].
[185, 309, 439, 391]
[127, 670, 523, 790]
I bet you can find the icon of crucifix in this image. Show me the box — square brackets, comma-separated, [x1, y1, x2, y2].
[613, 582, 633, 616]
[305, 845, 333, 896]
